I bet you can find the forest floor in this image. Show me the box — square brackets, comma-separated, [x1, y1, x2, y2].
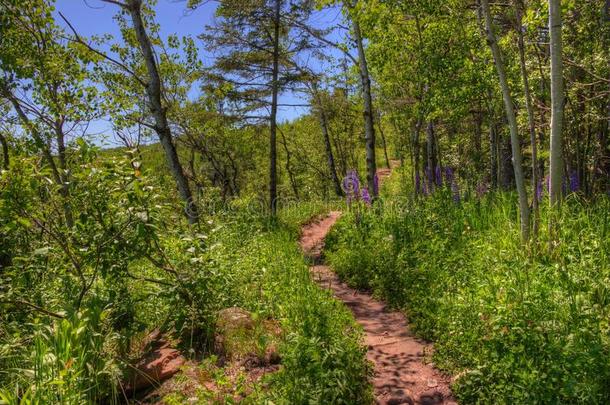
[299, 167, 456, 405]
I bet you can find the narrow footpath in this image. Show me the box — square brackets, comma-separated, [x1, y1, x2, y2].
[299, 211, 455, 405]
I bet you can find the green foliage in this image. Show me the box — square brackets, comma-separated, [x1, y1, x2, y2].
[224, 226, 371, 403]
[327, 184, 610, 403]
[2, 0, 609, 403]
[0, 144, 369, 403]
[0, 306, 120, 405]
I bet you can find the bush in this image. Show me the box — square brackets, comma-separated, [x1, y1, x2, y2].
[327, 187, 610, 404]
[0, 305, 120, 404]
[1, 148, 370, 404]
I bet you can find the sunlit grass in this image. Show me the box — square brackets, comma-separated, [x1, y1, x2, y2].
[326, 180, 610, 403]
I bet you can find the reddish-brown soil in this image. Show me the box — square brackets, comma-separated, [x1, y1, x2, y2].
[376, 159, 401, 185]
[300, 211, 456, 405]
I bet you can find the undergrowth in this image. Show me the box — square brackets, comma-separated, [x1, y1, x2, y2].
[326, 174, 610, 404]
[200, 202, 371, 403]
[0, 152, 369, 404]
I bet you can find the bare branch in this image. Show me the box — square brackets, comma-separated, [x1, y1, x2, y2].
[58, 11, 147, 88]
[1, 300, 65, 319]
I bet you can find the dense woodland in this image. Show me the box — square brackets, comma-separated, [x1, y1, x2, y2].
[0, 0, 609, 403]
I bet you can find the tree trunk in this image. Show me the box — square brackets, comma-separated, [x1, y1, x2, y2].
[548, 0, 565, 208]
[473, 109, 483, 170]
[312, 84, 343, 197]
[268, 0, 281, 215]
[279, 130, 299, 199]
[127, 0, 198, 224]
[413, 116, 423, 194]
[534, 43, 548, 181]
[601, 22, 610, 194]
[0, 132, 9, 170]
[481, 0, 530, 241]
[489, 122, 498, 189]
[598, 114, 610, 194]
[516, 2, 539, 238]
[426, 120, 437, 188]
[54, 120, 74, 228]
[1, 83, 74, 227]
[377, 110, 391, 168]
[351, 13, 378, 197]
[1, 84, 61, 185]
[500, 130, 515, 190]
[436, 123, 444, 180]
[322, 113, 343, 197]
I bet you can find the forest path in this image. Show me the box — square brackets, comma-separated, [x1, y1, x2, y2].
[299, 169, 455, 405]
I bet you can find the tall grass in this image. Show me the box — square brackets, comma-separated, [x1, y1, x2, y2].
[0, 305, 120, 405]
[326, 182, 610, 403]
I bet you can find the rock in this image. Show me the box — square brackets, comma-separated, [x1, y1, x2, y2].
[124, 332, 185, 393]
[216, 307, 255, 333]
[214, 307, 255, 357]
[264, 344, 281, 365]
[214, 307, 283, 367]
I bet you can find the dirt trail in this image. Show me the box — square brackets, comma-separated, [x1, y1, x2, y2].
[299, 201, 455, 403]
[374, 160, 398, 188]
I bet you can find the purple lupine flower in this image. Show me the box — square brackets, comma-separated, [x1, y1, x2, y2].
[361, 187, 372, 206]
[569, 170, 580, 193]
[373, 173, 379, 196]
[476, 181, 488, 199]
[435, 166, 443, 186]
[444, 167, 455, 185]
[342, 170, 360, 204]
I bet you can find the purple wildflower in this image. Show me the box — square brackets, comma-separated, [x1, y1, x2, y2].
[569, 170, 580, 193]
[422, 181, 429, 196]
[435, 166, 443, 186]
[361, 187, 372, 206]
[342, 170, 360, 204]
[444, 167, 455, 185]
[415, 172, 421, 195]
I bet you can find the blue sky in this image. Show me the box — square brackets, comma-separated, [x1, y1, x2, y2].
[54, 0, 346, 144]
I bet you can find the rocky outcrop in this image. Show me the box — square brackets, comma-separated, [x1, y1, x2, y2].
[124, 330, 185, 393]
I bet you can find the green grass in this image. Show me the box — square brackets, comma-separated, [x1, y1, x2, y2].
[202, 201, 371, 403]
[1, 189, 370, 404]
[325, 174, 610, 404]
